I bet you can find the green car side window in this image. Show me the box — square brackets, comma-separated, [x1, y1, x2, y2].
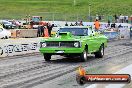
[59, 28, 88, 36]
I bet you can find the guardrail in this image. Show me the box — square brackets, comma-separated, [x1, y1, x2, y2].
[104, 31, 119, 41]
[103, 28, 130, 41]
[10, 28, 130, 40]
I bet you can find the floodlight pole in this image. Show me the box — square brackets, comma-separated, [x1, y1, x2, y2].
[74, 0, 76, 6]
[89, 4, 91, 16]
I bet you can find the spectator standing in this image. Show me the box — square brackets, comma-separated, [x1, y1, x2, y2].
[37, 24, 42, 37]
[79, 21, 83, 26]
[38, 21, 47, 37]
[111, 22, 116, 28]
[98, 15, 101, 21]
[65, 22, 68, 26]
[119, 14, 124, 23]
[114, 14, 118, 23]
[125, 16, 128, 23]
[70, 23, 74, 26]
[41, 25, 44, 37]
[94, 19, 100, 32]
[74, 22, 78, 26]
[16, 21, 21, 29]
[47, 23, 54, 37]
[107, 20, 110, 28]
[46, 23, 50, 34]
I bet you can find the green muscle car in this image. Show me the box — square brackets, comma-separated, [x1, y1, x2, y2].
[39, 26, 108, 62]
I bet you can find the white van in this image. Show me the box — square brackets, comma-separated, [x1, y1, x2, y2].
[0, 27, 11, 39]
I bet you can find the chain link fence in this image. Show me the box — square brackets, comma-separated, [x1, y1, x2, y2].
[27, 13, 108, 22]
[20, 12, 131, 23]
[0, 12, 132, 24]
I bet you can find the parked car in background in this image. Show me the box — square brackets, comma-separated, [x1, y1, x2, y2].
[32, 25, 39, 29]
[9, 20, 21, 29]
[0, 27, 11, 39]
[2, 20, 16, 29]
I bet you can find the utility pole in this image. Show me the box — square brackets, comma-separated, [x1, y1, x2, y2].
[74, 0, 76, 6]
[88, 4, 92, 22]
[89, 4, 91, 16]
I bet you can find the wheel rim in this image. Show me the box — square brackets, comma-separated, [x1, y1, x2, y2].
[101, 47, 104, 55]
[83, 51, 87, 60]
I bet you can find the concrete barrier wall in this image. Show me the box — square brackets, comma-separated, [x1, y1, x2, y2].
[11, 29, 38, 38]
[19, 29, 37, 38]
[0, 38, 40, 57]
[104, 31, 119, 40]
[119, 28, 130, 39]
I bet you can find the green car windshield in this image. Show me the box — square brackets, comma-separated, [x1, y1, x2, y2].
[59, 28, 88, 36]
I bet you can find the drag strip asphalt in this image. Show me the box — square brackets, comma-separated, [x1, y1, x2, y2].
[0, 39, 132, 88]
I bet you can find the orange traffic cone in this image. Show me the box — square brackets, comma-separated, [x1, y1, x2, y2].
[44, 28, 49, 37]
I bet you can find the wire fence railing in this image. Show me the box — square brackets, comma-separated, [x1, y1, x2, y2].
[32, 13, 132, 24]
[0, 13, 132, 23]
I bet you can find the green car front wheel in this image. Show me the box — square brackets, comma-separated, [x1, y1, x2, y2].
[44, 54, 51, 61]
[80, 50, 88, 62]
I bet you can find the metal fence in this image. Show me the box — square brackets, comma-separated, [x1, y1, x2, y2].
[24, 13, 108, 22]
[25, 13, 132, 24]
[0, 13, 132, 24]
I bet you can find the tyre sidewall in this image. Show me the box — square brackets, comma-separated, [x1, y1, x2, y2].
[100, 44, 104, 56]
[44, 54, 51, 61]
[80, 50, 87, 62]
[95, 44, 104, 58]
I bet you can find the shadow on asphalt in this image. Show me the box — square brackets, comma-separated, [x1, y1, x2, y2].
[48, 55, 96, 64]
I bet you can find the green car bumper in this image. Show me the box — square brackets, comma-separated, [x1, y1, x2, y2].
[39, 47, 83, 54]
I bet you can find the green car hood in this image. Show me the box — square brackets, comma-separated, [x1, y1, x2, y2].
[41, 32, 87, 42]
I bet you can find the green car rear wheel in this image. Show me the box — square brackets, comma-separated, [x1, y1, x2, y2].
[95, 44, 104, 58]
